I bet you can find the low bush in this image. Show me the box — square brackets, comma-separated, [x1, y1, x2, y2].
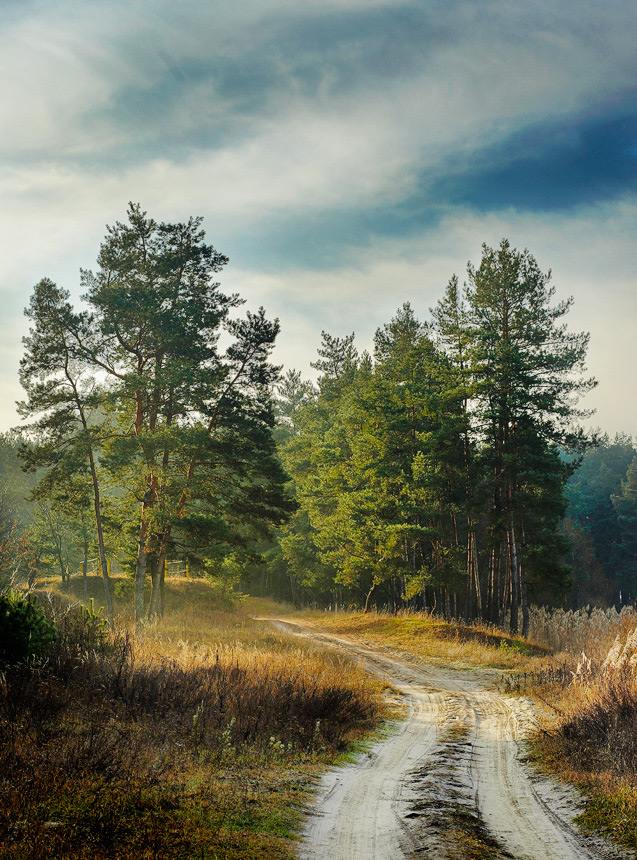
[0, 591, 55, 666]
[0, 591, 383, 859]
[556, 677, 637, 776]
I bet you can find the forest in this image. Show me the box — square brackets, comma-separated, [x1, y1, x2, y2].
[2, 206, 636, 635]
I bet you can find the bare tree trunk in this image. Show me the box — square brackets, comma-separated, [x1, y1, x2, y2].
[159, 555, 166, 618]
[500, 539, 510, 629]
[147, 555, 162, 621]
[466, 529, 473, 622]
[520, 559, 529, 637]
[82, 540, 89, 601]
[148, 549, 168, 621]
[473, 535, 482, 619]
[68, 366, 113, 627]
[134, 521, 148, 625]
[490, 545, 501, 626]
[87, 447, 113, 628]
[508, 524, 519, 635]
[364, 581, 377, 613]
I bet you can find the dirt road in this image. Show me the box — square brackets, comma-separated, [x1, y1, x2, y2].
[271, 620, 630, 860]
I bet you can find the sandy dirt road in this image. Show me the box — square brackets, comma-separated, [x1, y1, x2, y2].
[270, 620, 630, 860]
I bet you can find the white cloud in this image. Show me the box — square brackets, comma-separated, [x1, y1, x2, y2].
[1, 0, 636, 436]
[2, 0, 636, 164]
[223, 199, 637, 437]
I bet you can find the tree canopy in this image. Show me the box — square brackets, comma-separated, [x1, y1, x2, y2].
[18, 204, 293, 622]
[275, 241, 596, 633]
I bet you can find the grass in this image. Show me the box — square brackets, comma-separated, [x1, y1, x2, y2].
[530, 669, 637, 855]
[12, 577, 637, 857]
[277, 608, 551, 671]
[0, 576, 387, 860]
[530, 740, 637, 854]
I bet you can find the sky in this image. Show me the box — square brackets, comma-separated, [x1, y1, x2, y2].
[1, 0, 636, 436]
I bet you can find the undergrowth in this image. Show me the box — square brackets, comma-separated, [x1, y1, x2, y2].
[0, 579, 385, 860]
[531, 661, 637, 853]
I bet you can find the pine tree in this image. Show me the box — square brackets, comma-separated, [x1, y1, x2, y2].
[20, 206, 292, 623]
[466, 240, 594, 634]
[612, 455, 637, 604]
[431, 277, 483, 619]
[566, 434, 635, 605]
[18, 278, 114, 624]
[83, 205, 292, 622]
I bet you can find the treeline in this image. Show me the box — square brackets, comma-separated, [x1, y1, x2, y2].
[5, 216, 637, 633]
[264, 241, 617, 636]
[565, 435, 637, 608]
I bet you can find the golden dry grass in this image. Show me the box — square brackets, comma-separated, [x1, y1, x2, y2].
[529, 605, 637, 663]
[281, 609, 552, 672]
[529, 629, 637, 855]
[1, 576, 387, 860]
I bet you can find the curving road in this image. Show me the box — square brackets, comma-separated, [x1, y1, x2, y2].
[269, 620, 630, 860]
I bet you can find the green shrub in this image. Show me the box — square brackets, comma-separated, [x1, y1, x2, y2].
[0, 592, 56, 666]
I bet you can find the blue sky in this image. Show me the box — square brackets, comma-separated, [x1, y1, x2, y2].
[1, 0, 636, 434]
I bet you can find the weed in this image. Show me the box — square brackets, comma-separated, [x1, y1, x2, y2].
[0, 578, 385, 860]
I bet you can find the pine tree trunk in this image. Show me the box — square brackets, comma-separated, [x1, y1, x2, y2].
[487, 547, 494, 624]
[147, 555, 162, 621]
[71, 382, 113, 627]
[471, 532, 484, 621]
[87, 447, 113, 628]
[159, 557, 166, 618]
[520, 560, 529, 637]
[364, 581, 377, 613]
[465, 528, 474, 622]
[148, 536, 169, 621]
[500, 539, 509, 629]
[82, 540, 88, 601]
[508, 524, 520, 635]
[135, 524, 148, 624]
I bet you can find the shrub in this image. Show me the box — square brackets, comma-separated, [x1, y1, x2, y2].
[0, 592, 55, 666]
[557, 677, 637, 775]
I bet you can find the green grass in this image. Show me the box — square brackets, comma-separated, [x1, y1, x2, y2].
[574, 778, 637, 851]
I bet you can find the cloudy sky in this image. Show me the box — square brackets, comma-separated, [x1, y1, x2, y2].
[1, 0, 636, 435]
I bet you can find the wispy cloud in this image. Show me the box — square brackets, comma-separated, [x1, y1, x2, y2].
[0, 0, 636, 433]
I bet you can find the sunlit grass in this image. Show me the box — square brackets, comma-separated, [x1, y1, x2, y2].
[278, 608, 552, 671]
[1, 576, 386, 860]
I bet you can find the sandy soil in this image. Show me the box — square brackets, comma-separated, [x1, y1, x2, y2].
[270, 620, 631, 860]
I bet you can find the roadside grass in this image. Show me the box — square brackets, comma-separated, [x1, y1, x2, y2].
[273, 608, 551, 671]
[23, 580, 637, 856]
[531, 736, 637, 854]
[530, 671, 637, 855]
[0, 577, 387, 860]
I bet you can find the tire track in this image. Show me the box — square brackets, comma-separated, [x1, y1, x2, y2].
[268, 619, 633, 860]
[267, 620, 630, 860]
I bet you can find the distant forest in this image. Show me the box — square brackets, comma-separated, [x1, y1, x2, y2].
[2, 208, 636, 636]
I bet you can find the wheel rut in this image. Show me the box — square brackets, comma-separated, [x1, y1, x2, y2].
[268, 619, 632, 860]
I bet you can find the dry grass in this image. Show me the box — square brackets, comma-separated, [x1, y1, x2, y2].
[282, 609, 551, 671]
[0, 577, 386, 860]
[529, 625, 637, 854]
[30, 577, 637, 855]
[529, 605, 637, 662]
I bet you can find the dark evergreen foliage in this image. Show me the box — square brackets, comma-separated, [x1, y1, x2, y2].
[17, 205, 293, 623]
[0, 592, 55, 666]
[273, 241, 598, 630]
